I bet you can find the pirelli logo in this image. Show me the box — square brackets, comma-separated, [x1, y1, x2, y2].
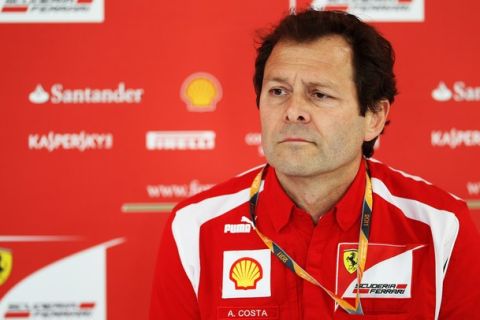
[146, 131, 215, 151]
[353, 283, 408, 295]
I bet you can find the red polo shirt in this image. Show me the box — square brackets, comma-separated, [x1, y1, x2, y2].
[150, 159, 480, 319]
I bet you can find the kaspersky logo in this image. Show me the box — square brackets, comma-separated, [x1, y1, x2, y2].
[229, 258, 263, 290]
[28, 83, 144, 104]
[432, 81, 480, 102]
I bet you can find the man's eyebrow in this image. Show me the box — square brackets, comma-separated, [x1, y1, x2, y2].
[263, 77, 290, 84]
[264, 77, 338, 89]
[303, 79, 337, 89]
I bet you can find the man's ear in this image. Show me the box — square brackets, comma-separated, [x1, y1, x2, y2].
[364, 99, 390, 142]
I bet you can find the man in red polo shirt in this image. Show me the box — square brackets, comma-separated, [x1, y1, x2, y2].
[150, 9, 480, 319]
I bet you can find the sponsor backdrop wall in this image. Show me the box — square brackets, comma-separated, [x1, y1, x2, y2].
[1, 0, 479, 319]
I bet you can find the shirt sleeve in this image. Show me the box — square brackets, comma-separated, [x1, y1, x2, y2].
[438, 203, 480, 319]
[149, 212, 201, 319]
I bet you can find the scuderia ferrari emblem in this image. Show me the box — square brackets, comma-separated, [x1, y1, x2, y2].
[0, 248, 13, 286]
[343, 249, 358, 274]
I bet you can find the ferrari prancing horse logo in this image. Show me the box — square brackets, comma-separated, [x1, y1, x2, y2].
[343, 249, 358, 274]
[0, 248, 13, 286]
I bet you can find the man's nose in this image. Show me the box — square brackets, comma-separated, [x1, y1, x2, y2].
[284, 93, 311, 123]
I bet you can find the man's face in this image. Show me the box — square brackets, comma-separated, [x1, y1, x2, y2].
[259, 35, 369, 179]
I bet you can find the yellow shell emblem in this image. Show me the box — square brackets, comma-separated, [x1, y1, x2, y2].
[229, 257, 263, 290]
[0, 248, 12, 286]
[181, 72, 222, 112]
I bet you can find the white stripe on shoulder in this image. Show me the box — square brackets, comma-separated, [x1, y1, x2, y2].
[369, 158, 433, 185]
[369, 158, 462, 201]
[172, 183, 265, 297]
[372, 177, 459, 320]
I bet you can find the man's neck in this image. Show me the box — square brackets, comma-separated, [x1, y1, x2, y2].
[275, 157, 362, 223]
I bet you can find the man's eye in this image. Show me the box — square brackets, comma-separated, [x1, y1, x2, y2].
[313, 91, 328, 99]
[269, 88, 286, 96]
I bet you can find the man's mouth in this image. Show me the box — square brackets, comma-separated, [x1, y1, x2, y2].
[280, 137, 313, 143]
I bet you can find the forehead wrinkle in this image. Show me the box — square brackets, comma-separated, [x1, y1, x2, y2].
[263, 75, 298, 86]
[301, 79, 337, 90]
[265, 42, 354, 87]
[265, 72, 340, 92]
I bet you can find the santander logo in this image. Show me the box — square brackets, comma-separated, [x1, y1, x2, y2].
[29, 84, 50, 104]
[431, 82, 453, 102]
[432, 81, 480, 102]
[28, 82, 144, 104]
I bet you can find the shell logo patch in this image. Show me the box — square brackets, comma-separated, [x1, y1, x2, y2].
[0, 248, 12, 286]
[229, 257, 263, 290]
[180, 72, 222, 112]
[222, 249, 271, 299]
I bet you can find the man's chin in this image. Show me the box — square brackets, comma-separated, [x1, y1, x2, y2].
[268, 161, 320, 178]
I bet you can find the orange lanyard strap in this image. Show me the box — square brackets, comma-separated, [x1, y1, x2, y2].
[247, 164, 373, 315]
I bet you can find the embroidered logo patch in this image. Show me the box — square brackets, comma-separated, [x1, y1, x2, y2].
[0, 248, 12, 286]
[222, 249, 270, 298]
[230, 258, 262, 290]
[336, 243, 425, 299]
[343, 249, 358, 274]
